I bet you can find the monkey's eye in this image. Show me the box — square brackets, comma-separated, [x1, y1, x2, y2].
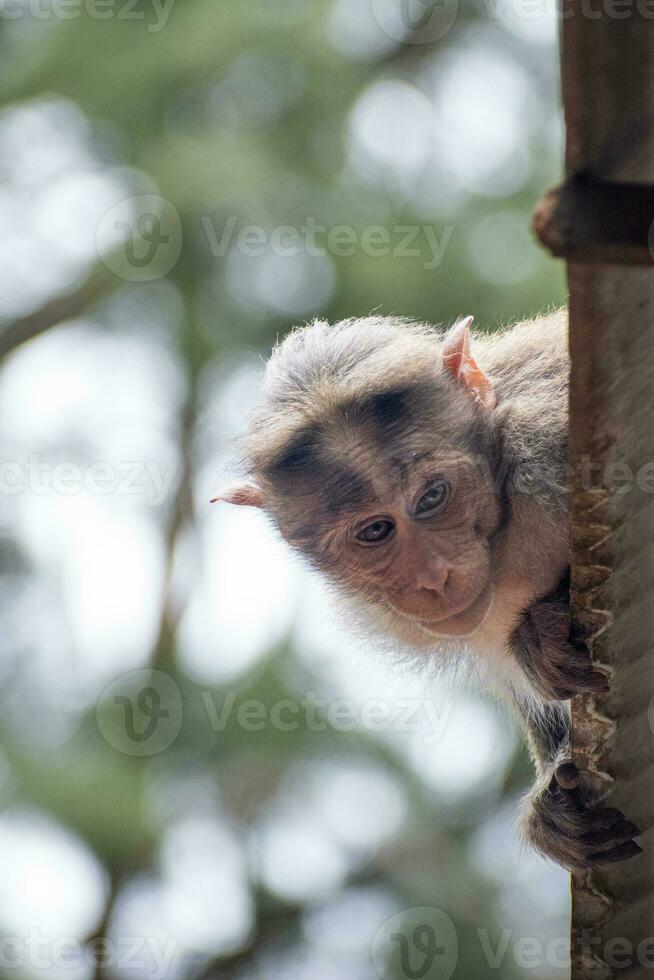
[414, 481, 450, 518]
[356, 519, 395, 545]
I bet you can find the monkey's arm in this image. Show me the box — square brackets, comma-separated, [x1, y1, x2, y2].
[509, 579, 641, 869]
[513, 698, 641, 870]
[509, 574, 609, 701]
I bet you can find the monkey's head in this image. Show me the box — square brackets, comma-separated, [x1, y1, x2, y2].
[217, 316, 505, 642]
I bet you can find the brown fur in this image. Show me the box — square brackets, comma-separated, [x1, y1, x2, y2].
[230, 310, 640, 870]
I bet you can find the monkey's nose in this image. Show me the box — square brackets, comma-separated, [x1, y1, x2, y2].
[416, 558, 450, 596]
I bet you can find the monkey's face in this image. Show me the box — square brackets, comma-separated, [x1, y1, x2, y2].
[318, 452, 502, 638]
[224, 314, 506, 640]
[263, 433, 503, 639]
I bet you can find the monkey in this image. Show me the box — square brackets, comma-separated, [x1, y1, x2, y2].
[214, 310, 642, 871]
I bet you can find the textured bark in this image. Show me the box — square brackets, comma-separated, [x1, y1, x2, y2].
[555, 3, 654, 976]
[568, 267, 654, 978]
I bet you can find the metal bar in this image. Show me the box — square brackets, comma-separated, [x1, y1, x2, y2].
[533, 174, 654, 266]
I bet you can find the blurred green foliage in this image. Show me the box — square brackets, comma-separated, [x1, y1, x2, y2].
[0, 1, 568, 978]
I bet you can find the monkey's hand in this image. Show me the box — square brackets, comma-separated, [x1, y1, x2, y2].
[521, 761, 642, 871]
[511, 590, 609, 701]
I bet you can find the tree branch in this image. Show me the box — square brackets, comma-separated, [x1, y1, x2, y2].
[0, 263, 118, 362]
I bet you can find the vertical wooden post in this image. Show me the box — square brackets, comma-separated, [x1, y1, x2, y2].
[568, 272, 654, 978]
[534, 4, 654, 976]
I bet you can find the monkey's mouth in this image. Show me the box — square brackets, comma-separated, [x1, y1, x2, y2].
[388, 581, 493, 638]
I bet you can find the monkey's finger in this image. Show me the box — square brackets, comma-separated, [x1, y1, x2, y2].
[576, 669, 610, 695]
[546, 660, 610, 699]
[587, 840, 643, 865]
[550, 674, 609, 700]
[554, 762, 579, 791]
[579, 819, 640, 846]
[584, 807, 625, 830]
[559, 655, 610, 690]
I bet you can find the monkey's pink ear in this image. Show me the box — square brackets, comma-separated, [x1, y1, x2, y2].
[210, 481, 266, 508]
[441, 316, 496, 412]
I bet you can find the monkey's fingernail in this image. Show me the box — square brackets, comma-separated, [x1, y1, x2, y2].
[588, 840, 643, 865]
[591, 671, 610, 692]
[555, 763, 579, 789]
[587, 807, 623, 830]
[580, 820, 640, 845]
